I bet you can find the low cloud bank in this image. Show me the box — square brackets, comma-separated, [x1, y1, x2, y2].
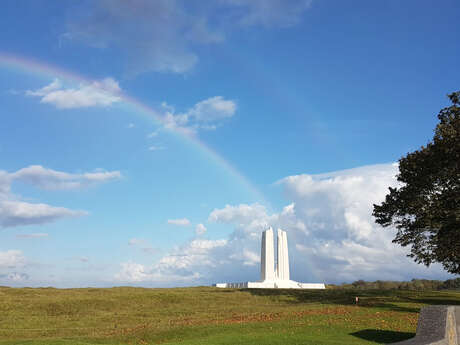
[116, 163, 455, 286]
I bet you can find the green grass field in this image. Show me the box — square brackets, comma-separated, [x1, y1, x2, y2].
[1, 286, 459, 345]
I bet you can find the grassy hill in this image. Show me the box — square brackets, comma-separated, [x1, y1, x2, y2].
[0, 286, 459, 345]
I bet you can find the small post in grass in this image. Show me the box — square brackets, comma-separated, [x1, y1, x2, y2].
[355, 296, 359, 305]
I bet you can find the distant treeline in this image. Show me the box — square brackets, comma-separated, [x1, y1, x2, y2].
[327, 278, 460, 290]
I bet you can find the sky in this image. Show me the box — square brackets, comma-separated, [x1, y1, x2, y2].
[0, 0, 459, 287]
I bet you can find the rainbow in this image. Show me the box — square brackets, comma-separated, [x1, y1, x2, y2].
[0, 52, 268, 205]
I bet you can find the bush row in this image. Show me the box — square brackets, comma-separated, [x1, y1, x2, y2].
[327, 278, 460, 290]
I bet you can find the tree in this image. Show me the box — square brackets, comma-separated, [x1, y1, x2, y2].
[441, 278, 460, 290]
[373, 91, 460, 274]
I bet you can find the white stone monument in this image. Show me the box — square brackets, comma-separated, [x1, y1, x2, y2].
[215, 227, 325, 289]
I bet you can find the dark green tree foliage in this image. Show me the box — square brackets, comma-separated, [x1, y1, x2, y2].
[373, 91, 460, 274]
[442, 278, 460, 289]
[329, 278, 459, 291]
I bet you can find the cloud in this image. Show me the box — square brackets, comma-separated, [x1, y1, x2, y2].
[0, 165, 119, 228]
[65, 0, 311, 75]
[115, 239, 226, 283]
[26, 78, 62, 96]
[161, 96, 237, 135]
[2, 272, 29, 282]
[222, 0, 313, 27]
[115, 262, 153, 282]
[66, 0, 204, 75]
[26, 78, 121, 109]
[0, 171, 11, 198]
[157, 239, 227, 271]
[195, 223, 207, 235]
[0, 200, 86, 228]
[0, 250, 26, 269]
[11, 165, 121, 190]
[116, 163, 455, 287]
[209, 203, 269, 225]
[26, 80, 237, 136]
[148, 145, 166, 151]
[278, 163, 454, 283]
[128, 238, 144, 246]
[167, 218, 191, 226]
[187, 96, 236, 123]
[16, 233, 49, 239]
[115, 261, 202, 283]
[128, 238, 157, 254]
[147, 130, 160, 138]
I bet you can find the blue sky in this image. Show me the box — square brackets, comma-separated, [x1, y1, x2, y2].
[0, 0, 459, 287]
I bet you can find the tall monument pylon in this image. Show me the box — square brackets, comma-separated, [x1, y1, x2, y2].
[261, 227, 289, 281]
[215, 227, 325, 289]
[276, 228, 289, 280]
[261, 228, 275, 281]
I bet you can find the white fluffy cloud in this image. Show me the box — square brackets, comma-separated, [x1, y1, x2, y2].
[116, 239, 227, 284]
[0, 165, 120, 228]
[0, 250, 26, 269]
[195, 223, 207, 235]
[66, 0, 311, 75]
[209, 203, 269, 226]
[167, 218, 191, 226]
[26, 80, 236, 136]
[161, 96, 237, 135]
[26, 78, 121, 109]
[187, 96, 236, 123]
[0, 201, 86, 228]
[115, 262, 153, 282]
[116, 163, 455, 286]
[11, 165, 121, 190]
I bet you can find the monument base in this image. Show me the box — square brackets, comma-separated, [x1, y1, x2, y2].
[214, 279, 325, 289]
